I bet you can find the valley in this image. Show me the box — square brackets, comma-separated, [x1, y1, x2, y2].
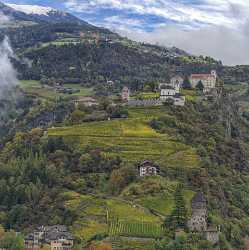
[1, 1, 249, 250]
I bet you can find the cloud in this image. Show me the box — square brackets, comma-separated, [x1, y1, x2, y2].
[63, 0, 249, 65]
[0, 11, 10, 26]
[64, 0, 247, 28]
[120, 23, 249, 66]
[5, 0, 249, 65]
[0, 37, 19, 97]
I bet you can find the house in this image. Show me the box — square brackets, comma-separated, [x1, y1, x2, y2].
[160, 85, 185, 106]
[138, 160, 160, 177]
[122, 86, 130, 101]
[74, 97, 99, 108]
[173, 93, 186, 107]
[205, 227, 220, 244]
[50, 232, 74, 250]
[170, 76, 184, 92]
[25, 225, 74, 250]
[24, 234, 39, 249]
[189, 70, 217, 93]
[188, 192, 208, 232]
[188, 192, 220, 245]
[160, 84, 177, 101]
[107, 80, 114, 86]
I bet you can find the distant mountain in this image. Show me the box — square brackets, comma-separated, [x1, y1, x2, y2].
[0, 1, 88, 25]
[4, 2, 246, 85]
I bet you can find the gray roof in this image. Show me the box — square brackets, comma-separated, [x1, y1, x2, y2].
[139, 160, 160, 169]
[25, 233, 34, 240]
[174, 93, 184, 98]
[192, 192, 207, 205]
[171, 75, 183, 80]
[160, 85, 175, 90]
[44, 225, 67, 235]
[48, 231, 74, 241]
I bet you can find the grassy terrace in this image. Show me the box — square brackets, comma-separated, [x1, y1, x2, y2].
[20, 80, 93, 101]
[63, 191, 161, 241]
[48, 107, 200, 168]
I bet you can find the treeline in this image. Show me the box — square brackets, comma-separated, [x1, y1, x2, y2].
[0, 127, 136, 230]
[1, 22, 115, 50]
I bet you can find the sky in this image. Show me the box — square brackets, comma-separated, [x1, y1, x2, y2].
[3, 0, 249, 65]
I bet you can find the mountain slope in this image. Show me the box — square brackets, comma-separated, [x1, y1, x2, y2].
[0, 1, 87, 25]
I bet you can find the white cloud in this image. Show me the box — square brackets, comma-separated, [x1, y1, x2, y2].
[0, 11, 10, 25]
[0, 37, 19, 97]
[64, 0, 249, 65]
[121, 23, 249, 66]
[64, 0, 247, 28]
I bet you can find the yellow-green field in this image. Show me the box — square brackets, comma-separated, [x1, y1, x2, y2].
[48, 107, 200, 168]
[181, 89, 197, 101]
[62, 191, 160, 241]
[121, 176, 194, 216]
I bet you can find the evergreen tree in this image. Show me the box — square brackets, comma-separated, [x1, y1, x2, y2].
[164, 185, 188, 230]
[182, 76, 192, 89]
[196, 80, 204, 92]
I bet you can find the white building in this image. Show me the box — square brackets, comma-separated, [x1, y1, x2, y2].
[189, 70, 217, 93]
[138, 160, 160, 177]
[170, 76, 184, 92]
[122, 86, 130, 101]
[160, 85, 177, 101]
[174, 94, 186, 107]
[160, 84, 185, 106]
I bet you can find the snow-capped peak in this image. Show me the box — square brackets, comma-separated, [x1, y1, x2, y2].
[6, 3, 55, 16]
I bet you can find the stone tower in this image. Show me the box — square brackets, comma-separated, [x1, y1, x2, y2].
[188, 192, 207, 232]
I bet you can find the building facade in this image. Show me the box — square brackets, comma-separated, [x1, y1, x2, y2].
[205, 228, 220, 244]
[188, 192, 208, 232]
[25, 225, 73, 250]
[188, 192, 220, 245]
[159, 84, 185, 106]
[189, 70, 217, 92]
[50, 232, 74, 250]
[122, 87, 130, 101]
[170, 76, 184, 92]
[160, 85, 177, 101]
[138, 160, 160, 177]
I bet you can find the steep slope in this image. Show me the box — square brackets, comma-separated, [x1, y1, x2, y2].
[0, 1, 88, 25]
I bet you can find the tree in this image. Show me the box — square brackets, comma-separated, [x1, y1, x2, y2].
[70, 109, 85, 124]
[182, 77, 192, 89]
[109, 165, 136, 194]
[196, 80, 204, 92]
[0, 231, 24, 250]
[164, 185, 188, 230]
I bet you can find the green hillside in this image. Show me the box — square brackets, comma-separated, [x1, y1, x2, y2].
[48, 107, 200, 168]
[2, 7, 249, 250]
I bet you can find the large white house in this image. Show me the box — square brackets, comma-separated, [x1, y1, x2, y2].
[159, 84, 185, 106]
[160, 84, 177, 101]
[189, 70, 217, 92]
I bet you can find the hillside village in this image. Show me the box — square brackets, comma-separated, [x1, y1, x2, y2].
[12, 69, 223, 250]
[123, 70, 218, 107]
[1, 53, 249, 250]
[2, 2, 249, 250]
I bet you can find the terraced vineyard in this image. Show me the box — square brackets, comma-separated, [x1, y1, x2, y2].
[48, 107, 200, 167]
[109, 220, 164, 238]
[111, 237, 156, 250]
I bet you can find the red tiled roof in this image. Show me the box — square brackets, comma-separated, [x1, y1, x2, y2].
[191, 74, 215, 79]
